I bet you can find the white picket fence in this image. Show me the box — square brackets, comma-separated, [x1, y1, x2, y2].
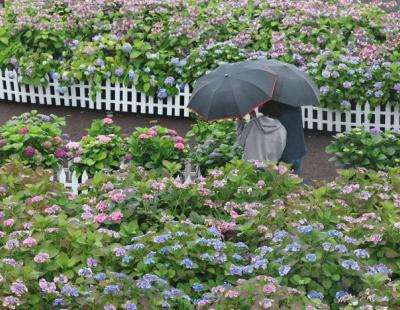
[52, 168, 89, 194]
[1, 68, 399, 132]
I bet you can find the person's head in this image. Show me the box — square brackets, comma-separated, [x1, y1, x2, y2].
[259, 100, 282, 118]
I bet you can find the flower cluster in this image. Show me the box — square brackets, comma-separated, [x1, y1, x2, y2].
[1, 1, 399, 108]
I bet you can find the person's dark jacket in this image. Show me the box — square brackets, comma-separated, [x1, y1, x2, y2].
[260, 101, 306, 162]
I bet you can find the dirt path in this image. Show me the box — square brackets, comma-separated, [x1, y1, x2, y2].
[0, 100, 338, 182]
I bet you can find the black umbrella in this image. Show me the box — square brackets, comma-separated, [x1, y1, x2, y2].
[259, 59, 320, 107]
[188, 60, 278, 121]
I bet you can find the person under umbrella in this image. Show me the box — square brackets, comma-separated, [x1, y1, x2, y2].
[188, 59, 319, 174]
[236, 104, 287, 163]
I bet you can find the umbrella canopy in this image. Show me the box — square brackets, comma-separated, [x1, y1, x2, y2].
[188, 60, 278, 121]
[259, 59, 320, 107]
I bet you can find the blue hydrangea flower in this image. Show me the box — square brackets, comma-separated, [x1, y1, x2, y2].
[153, 234, 172, 244]
[181, 258, 194, 269]
[192, 282, 203, 292]
[340, 100, 351, 108]
[233, 253, 243, 261]
[336, 291, 350, 301]
[94, 273, 106, 281]
[87, 66, 96, 74]
[172, 244, 182, 251]
[133, 243, 144, 250]
[285, 242, 302, 252]
[78, 267, 93, 278]
[353, 249, 370, 259]
[123, 302, 137, 310]
[157, 88, 168, 99]
[164, 76, 175, 86]
[327, 229, 343, 238]
[122, 43, 132, 54]
[122, 256, 133, 263]
[306, 253, 317, 262]
[115, 68, 124, 77]
[170, 57, 180, 65]
[298, 225, 313, 234]
[322, 242, 334, 252]
[128, 70, 135, 81]
[229, 264, 243, 275]
[136, 279, 152, 290]
[96, 59, 105, 67]
[278, 264, 291, 276]
[341, 260, 360, 271]
[307, 291, 324, 300]
[175, 231, 186, 237]
[335, 244, 348, 253]
[104, 285, 120, 295]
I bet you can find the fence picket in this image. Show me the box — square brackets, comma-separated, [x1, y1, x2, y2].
[1, 70, 399, 132]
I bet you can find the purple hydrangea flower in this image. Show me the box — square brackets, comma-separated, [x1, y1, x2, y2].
[320, 86, 330, 95]
[122, 43, 132, 54]
[278, 264, 291, 276]
[96, 59, 105, 67]
[115, 68, 124, 77]
[342, 81, 353, 88]
[341, 100, 351, 108]
[394, 83, 400, 93]
[374, 90, 383, 97]
[87, 66, 96, 74]
[306, 253, 317, 262]
[164, 76, 175, 86]
[128, 70, 135, 81]
[341, 260, 360, 271]
[157, 88, 168, 99]
[307, 291, 324, 300]
[370, 127, 382, 135]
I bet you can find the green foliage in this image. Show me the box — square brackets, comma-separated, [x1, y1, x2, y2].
[326, 127, 400, 171]
[0, 110, 67, 170]
[187, 119, 243, 175]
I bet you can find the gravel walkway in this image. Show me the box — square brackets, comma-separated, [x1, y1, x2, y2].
[0, 100, 338, 183]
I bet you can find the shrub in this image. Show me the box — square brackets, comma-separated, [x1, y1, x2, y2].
[0, 111, 67, 170]
[187, 120, 243, 175]
[2, 1, 398, 108]
[202, 276, 329, 309]
[126, 125, 188, 172]
[326, 127, 400, 171]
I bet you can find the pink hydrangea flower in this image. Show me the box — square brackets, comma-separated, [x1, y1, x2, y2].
[259, 298, 273, 309]
[4, 219, 14, 227]
[3, 296, 20, 309]
[263, 284, 276, 294]
[23, 146, 36, 158]
[168, 129, 177, 135]
[148, 130, 157, 136]
[66, 141, 80, 149]
[174, 142, 185, 150]
[41, 141, 53, 149]
[98, 135, 111, 143]
[93, 214, 107, 224]
[151, 182, 166, 191]
[22, 237, 37, 248]
[102, 118, 113, 125]
[101, 182, 114, 191]
[18, 127, 29, 134]
[225, 290, 240, 298]
[139, 133, 150, 139]
[34, 252, 49, 264]
[10, 281, 28, 296]
[31, 195, 43, 202]
[173, 136, 184, 143]
[109, 211, 124, 222]
[39, 279, 57, 294]
[108, 190, 126, 202]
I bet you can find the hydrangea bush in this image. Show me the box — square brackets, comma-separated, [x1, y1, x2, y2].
[0, 111, 67, 170]
[0, 1, 399, 108]
[326, 127, 400, 171]
[187, 119, 243, 175]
